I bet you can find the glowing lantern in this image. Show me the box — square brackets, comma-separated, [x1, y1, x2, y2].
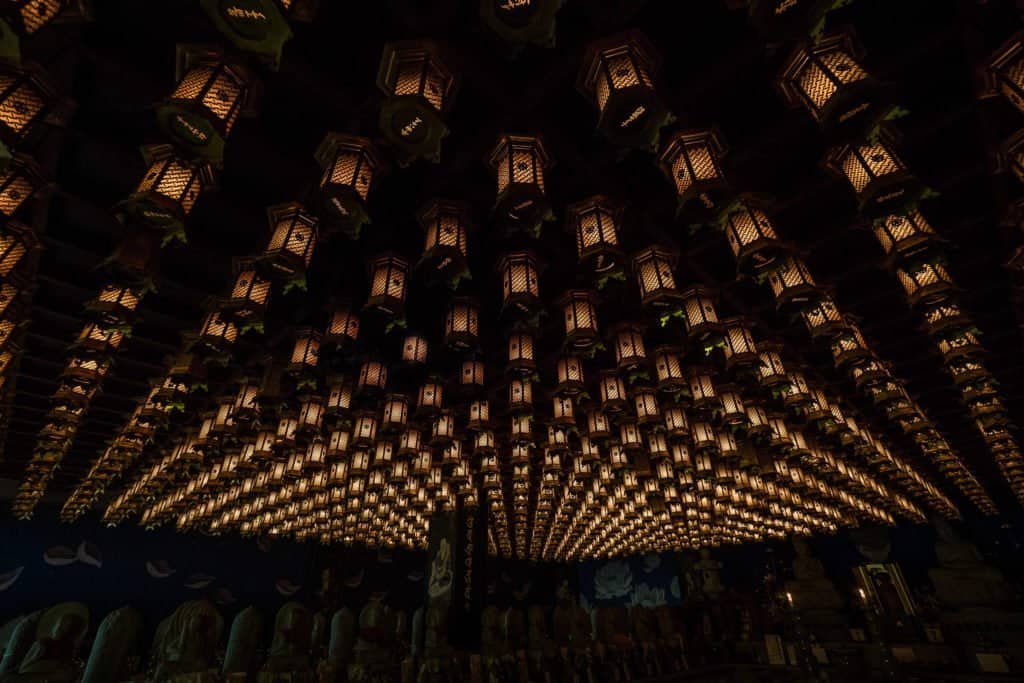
[986, 34, 1024, 115]
[444, 297, 479, 349]
[357, 360, 388, 392]
[873, 209, 937, 263]
[553, 395, 575, 424]
[377, 41, 455, 164]
[721, 199, 786, 272]
[314, 133, 379, 237]
[432, 410, 456, 444]
[778, 32, 881, 136]
[824, 133, 922, 216]
[765, 256, 818, 309]
[216, 259, 269, 322]
[74, 322, 122, 354]
[830, 323, 871, 368]
[576, 30, 670, 149]
[86, 283, 138, 325]
[658, 129, 729, 218]
[587, 410, 611, 439]
[401, 334, 428, 364]
[353, 412, 378, 447]
[688, 369, 719, 412]
[507, 332, 536, 374]
[417, 380, 444, 414]
[323, 305, 359, 345]
[633, 388, 660, 425]
[288, 329, 320, 373]
[633, 245, 684, 309]
[497, 251, 541, 311]
[937, 331, 983, 362]
[260, 202, 317, 277]
[156, 46, 253, 163]
[199, 310, 238, 350]
[679, 286, 720, 341]
[468, 400, 490, 430]
[417, 198, 471, 276]
[799, 298, 843, 339]
[598, 371, 627, 413]
[558, 289, 599, 349]
[554, 355, 585, 396]
[123, 145, 214, 229]
[382, 394, 409, 431]
[0, 154, 43, 217]
[896, 260, 955, 308]
[612, 322, 646, 370]
[508, 378, 533, 412]
[567, 195, 623, 275]
[488, 134, 553, 233]
[721, 318, 758, 370]
[923, 302, 970, 337]
[0, 61, 72, 155]
[365, 253, 409, 316]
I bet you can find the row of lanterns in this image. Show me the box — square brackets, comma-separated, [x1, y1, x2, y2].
[14, 28, 272, 516]
[647, 29, 1002, 515]
[59, 12, 981, 553]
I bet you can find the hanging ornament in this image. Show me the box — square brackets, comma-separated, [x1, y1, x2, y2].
[376, 40, 456, 165]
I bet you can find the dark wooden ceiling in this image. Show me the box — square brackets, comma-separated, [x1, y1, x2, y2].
[3, 0, 1024, 519]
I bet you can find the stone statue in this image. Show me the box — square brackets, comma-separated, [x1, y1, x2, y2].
[0, 613, 38, 676]
[262, 601, 312, 674]
[784, 538, 843, 610]
[350, 595, 398, 681]
[152, 600, 223, 682]
[81, 605, 142, 683]
[695, 549, 724, 599]
[929, 517, 1011, 609]
[14, 602, 89, 682]
[222, 606, 263, 677]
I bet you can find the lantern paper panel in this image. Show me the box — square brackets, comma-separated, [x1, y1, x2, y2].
[365, 253, 410, 317]
[261, 202, 318, 278]
[124, 145, 215, 230]
[825, 133, 922, 216]
[558, 290, 599, 349]
[658, 129, 729, 219]
[480, 0, 562, 47]
[567, 195, 624, 275]
[488, 134, 553, 234]
[417, 198, 471, 277]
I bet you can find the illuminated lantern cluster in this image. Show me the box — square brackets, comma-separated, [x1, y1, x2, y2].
[376, 41, 456, 165]
[577, 31, 673, 149]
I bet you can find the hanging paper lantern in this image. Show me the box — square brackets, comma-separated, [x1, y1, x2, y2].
[567, 195, 624, 275]
[1001, 129, 1024, 186]
[314, 133, 379, 237]
[508, 378, 533, 412]
[0, 221, 34, 279]
[598, 371, 627, 413]
[679, 286, 721, 341]
[576, 30, 671, 149]
[553, 395, 575, 424]
[922, 301, 970, 337]
[287, 329, 320, 374]
[260, 202, 317, 278]
[799, 297, 844, 339]
[461, 359, 485, 388]
[555, 355, 585, 396]
[199, 310, 238, 350]
[658, 129, 729, 219]
[721, 199, 786, 273]
[376, 40, 456, 164]
[156, 45, 253, 163]
[830, 323, 871, 368]
[720, 317, 759, 371]
[633, 387, 660, 425]
[488, 134, 553, 234]
[417, 198, 471, 277]
[401, 333, 428, 364]
[587, 409, 611, 439]
[365, 253, 410, 317]
[217, 258, 270, 322]
[611, 322, 646, 370]
[872, 209, 938, 263]
[778, 32, 883, 138]
[0, 62, 72, 158]
[824, 132, 922, 216]
[986, 33, 1024, 115]
[497, 250, 541, 313]
[417, 379, 444, 414]
[480, 0, 562, 48]
[896, 260, 955, 308]
[357, 360, 388, 392]
[506, 332, 535, 375]
[937, 330, 984, 362]
[73, 322, 123, 355]
[0, 154, 42, 218]
[632, 244, 684, 310]
[444, 297, 479, 349]
[123, 145, 215, 230]
[557, 289, 599, 349]
[322, 304, 359, 345]
[468, 400, 490, 431]
[651, 346, 685, 392]
[765, 256, 819, 309]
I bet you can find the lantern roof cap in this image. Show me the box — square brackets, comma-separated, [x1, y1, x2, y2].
[487, 133, 553, 171]
[658, 127, 728, 170]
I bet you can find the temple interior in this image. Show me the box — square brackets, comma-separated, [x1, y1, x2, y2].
[3, 0, 1024, 681]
